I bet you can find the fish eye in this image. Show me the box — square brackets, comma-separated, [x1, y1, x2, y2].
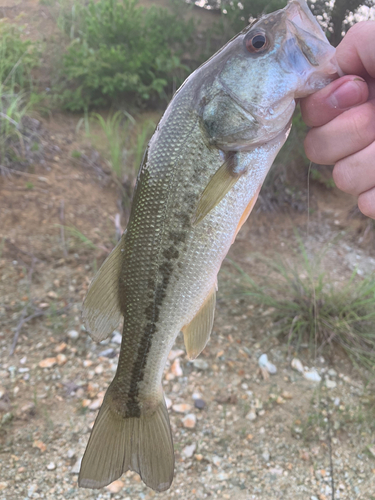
[246, 33, 268, 53]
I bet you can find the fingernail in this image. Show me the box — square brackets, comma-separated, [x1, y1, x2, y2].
[329, 79, 366, 110]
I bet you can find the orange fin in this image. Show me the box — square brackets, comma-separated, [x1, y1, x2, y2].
[232, 186, 261, 243]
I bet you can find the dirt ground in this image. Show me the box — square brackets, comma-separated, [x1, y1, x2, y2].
[1, 1, 375, 499]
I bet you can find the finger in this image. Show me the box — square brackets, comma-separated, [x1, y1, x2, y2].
[304, 100, 375, 165]
[358, 187, 375, 220]
[336, 21, 375, 80]
[300, 76, 369, 127]
[332, 140, 375, 196]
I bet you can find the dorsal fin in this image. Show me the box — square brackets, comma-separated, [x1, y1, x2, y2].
[82, 232, 126, 342]
[182, 285, 216, 360]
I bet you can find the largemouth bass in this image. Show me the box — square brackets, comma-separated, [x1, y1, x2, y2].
[79, 0, 338, 492]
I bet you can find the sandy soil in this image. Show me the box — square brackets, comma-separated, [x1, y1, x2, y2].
[1, 2, 375, 500]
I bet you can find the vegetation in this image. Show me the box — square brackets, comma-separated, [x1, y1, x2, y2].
[57, 0, 196, 111]
[0, 22, 39, 92]
[200, 0, 373, 45]
[232, 242, 375, 371]
[0, 22, 40, 170]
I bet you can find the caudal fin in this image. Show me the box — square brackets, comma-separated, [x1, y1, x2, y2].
[78, 396, 174, 492]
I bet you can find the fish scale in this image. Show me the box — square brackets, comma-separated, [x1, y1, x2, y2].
[78, 0, 339, 492]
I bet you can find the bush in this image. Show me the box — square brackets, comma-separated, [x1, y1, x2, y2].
[58, 0, 196, 111]
[0, 21, 39, 91]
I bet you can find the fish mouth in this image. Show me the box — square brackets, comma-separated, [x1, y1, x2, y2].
[281, 0, 341, 94]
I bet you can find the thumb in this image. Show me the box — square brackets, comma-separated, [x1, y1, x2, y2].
[300, 75, 369, 127]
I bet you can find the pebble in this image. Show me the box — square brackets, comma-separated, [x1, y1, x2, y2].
[95, 364, 104, 375]
[0, 386, 5, 399]
[112, 331, 122, 344]
[56, 354, 67, 366]
[168, 349, 184, 361]
[54, 342, 67, 353]
[291, 358, 304, 373]
[194, 398, 206, 410]
[46, 462, 56, 471]
[281, 391, 293, 399]
[182, 413, 196, 429]
[88, 397, 103, 410]
[67, 330, 79, 339]
[33, 440, 46, 453]
[258, 353, 277, 374]
[106, 480, 124, 493]
[262, 449, 270, 462]
[0, 483, 7, 491]
[328, 368, 337, 377]
[325, 378, 337, 389]
[172, 403, 192, 413]
[171, 358, 183, 377]
[99, 348, 115, 358]
[303, 369, 321, 383]
[246, 410, 257, 421]
[47, 291, 58, 299]
[191, 359, 209, 370]
[165, 397, 172, 409]
[39, 357, 57, 368]
[182, 443, 196, 458]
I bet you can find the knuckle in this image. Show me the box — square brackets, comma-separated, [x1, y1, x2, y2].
[332, 160, 355, 193]
[358, 192, 375, 219]
[349, 105, 375, 146]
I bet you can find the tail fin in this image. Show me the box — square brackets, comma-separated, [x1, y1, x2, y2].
[78, 396, 174, 492]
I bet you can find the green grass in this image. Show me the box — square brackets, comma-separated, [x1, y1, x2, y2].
[231, 242, 375, 372]
[90, 110, 130, 179]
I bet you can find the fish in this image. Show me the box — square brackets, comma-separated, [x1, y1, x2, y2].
[78, 0, 339, 492]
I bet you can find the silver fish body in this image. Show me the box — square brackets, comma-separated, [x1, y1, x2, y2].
[79, 0, 338, 492]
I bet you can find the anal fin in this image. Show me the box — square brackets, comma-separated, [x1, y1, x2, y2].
[182, 285, 216, 360]
[82, 231, 126, 342]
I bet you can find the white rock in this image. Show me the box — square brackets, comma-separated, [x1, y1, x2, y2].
[46, 462, 56, 470]
[192, 392, 203, 400]
[262, 449, 270, 462]
[67, 329, 79, 339]
[112, 331, 122, 344]
[328, 368, 337, 377]
[246, 410, 257, 421]
[182, 443, 196, 458]
[258, 354, 277, 374]
[165, 397, 172, 409]
[191, 359, 209, 370]
[303, 369, 321, 383]
[291, 358, 304, 373]
[325, 378, 337, 389]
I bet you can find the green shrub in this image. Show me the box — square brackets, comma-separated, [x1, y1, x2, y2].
[58, 0, 195, 111]
[0, 22, 39, 91]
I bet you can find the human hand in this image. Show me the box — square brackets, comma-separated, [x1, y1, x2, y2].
[300, 21, 375, 219]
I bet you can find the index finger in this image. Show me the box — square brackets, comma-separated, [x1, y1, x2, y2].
[336, 21, 375, 79]
[300, 75, 368, 127]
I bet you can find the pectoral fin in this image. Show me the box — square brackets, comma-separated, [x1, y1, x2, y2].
[192, 152, 246, 225]
[82, 232, 126, 342]
[182, 285, 216, 360]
